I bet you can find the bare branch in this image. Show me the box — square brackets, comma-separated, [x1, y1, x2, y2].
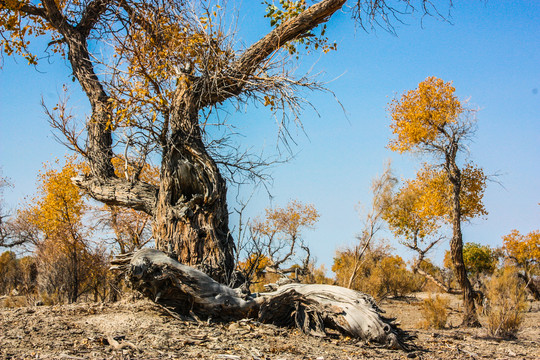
[42, 94, 88, 157]
[352, 0, 452, 35]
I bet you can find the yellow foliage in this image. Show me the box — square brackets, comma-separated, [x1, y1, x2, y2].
[252, 200, 320, 243]
[406, 164, 486, 221]
[412, 163, 487, 221]
[385, 163, 487, 248]
[388, 76, 463, 153]
[383, 179, 440, 242]
[237, 253, 270, 278]
[503, 229, 539, 274]
[370, 255, 423, 299]
[237, 254, 280, 293]
[332, 248, 422, 300]
[29, 156, 85, 240]
[109, 3, 231, 129]
[1, 0, 64, 64]
[21, 156, 109, 302]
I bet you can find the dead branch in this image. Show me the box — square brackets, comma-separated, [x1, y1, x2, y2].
[113, 248, 416, 350]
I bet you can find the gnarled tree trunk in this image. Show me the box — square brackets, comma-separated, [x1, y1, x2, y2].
[153, 106, 235, 281]
[112, 248, 415, 351]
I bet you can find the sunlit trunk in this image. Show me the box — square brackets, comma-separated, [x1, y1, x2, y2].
[153, 194, 234, 283]
[448, 166, 480, 327]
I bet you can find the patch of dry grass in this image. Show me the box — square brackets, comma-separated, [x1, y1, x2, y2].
[485, 267, 526, 338]
[418, 293, 450, 329]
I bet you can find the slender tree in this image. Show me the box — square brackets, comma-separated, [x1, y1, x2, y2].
[387, 76, 487, 326]
[250, 200, 320, 278]
[383, 164, 487, 293]
[23, 158, 96, 302]
[347, 163, 396, 289]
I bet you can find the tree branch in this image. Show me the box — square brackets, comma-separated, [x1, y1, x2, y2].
[76, 0, 112, 37]
[72, 176, 157, 215]
[41, 0, 71, 31]
[198, 0, 346, 107]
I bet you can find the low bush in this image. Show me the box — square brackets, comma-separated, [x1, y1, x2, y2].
[333, 248, 423, 300]
[485, 266, 526, 338]
[367, 255, 424, 299]
[419, 294, 450, 329]
[0, 296, 27, 308]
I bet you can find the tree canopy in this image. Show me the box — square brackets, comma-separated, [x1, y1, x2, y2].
[503, 229, 540, 299]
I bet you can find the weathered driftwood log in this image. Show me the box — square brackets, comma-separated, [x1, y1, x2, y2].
[112, 248, 414, 350]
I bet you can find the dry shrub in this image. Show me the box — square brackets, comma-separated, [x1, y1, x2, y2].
[0, 296, 27, 308]
[249, 272, 281, 293]
[368, 255, 424, 299]
[485, 266, 526, 339]
[419, 294, 450, 329]
[0, 251, 20, 295]
[38, 290, 63, 306]
[303, 264, 334, 285]
[333, 249, 423, 300]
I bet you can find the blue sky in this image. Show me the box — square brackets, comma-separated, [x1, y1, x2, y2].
[1, 1, 539, 271]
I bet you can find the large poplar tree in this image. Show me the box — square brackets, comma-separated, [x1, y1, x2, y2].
[1, 0, 448, 282]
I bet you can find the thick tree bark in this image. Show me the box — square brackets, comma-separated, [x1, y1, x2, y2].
[112, 248, 415, 350]
[152, 154, 234, 283]
[151, 95, 236, 282]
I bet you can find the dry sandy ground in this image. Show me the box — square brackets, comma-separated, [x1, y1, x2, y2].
[0, 293, 538, 359]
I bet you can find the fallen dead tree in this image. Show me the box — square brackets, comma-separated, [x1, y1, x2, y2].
[112, 248, 414, 350]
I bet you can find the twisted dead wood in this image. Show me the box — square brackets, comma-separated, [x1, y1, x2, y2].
[112, 248, 415, 350]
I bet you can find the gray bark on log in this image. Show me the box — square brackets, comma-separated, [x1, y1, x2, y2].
[112, 248, 415, 350]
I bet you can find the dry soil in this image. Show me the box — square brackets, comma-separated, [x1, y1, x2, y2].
[0, 293, 538, 359]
